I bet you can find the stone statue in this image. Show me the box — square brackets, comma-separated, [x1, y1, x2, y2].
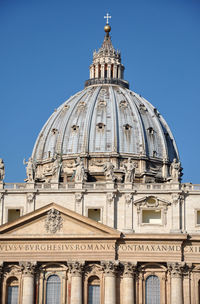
[0, 159, 5, 181]
[74, 157, 87, 182]
[51, 154, 62, 182]
[170, 158, 181, 182]
[23, 157, 35, 182]
[124, 158, 136, 183]
[103, 161, 115, 181]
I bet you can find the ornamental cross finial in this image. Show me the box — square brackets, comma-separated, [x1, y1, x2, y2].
[104, 13, 111, 24]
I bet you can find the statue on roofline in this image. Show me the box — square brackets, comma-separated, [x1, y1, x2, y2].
[0, 159, 5, 181]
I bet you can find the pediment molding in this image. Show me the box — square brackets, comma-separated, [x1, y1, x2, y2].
[133, 196, 171, 210]
[0, 203, 120, 238]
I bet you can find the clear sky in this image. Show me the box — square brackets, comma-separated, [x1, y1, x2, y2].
[0, 0, 200, 183]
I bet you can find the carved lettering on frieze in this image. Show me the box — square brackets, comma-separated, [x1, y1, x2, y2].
[45, 208, 63, 234]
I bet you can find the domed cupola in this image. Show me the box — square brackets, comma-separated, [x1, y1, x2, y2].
[85, 17, 129, 89]
[30, 17, 181, 184]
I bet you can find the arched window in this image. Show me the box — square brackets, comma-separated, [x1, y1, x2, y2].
[88, 276, 100, 304]
[46, 275, 61, 304]
[145, 275, 160, 304]
[7, 277, 19, 304]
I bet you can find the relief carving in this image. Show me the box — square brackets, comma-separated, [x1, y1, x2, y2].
[26, 193, 35, 203]
[101, 261, 118, 276]
[122, 262, 136, 278]
[45, 208, 63, 234]
[75, 193, 83, 203]
[68, 261, 84, 276]
[168, 262, 184, 278]
[125, 193, 133, 205]
[20, 261, 36, 275]
[106, 193, 115, 206]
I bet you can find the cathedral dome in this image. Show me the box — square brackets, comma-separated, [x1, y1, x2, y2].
[31, 23, 179, 184]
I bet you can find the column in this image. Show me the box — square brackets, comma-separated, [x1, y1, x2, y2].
[102, 261, 116, 304]
[95, 64, 99, 78]
[122, 262, 135, 304]
[107, 64, 111, 79]
[101, 64, 105, 78]
[69, 262, 83, 304]
[118, 66, 121, 79]
[183, 264, 192, 304]
[169, 263, 183, 304]
[113, 65, 117, 78]
[21, 262, 35, 304]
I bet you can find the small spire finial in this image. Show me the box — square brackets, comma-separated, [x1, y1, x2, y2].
[104, 13, 111, 34]
[104, 13, 111, 24]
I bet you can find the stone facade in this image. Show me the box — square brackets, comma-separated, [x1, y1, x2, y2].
[1, 19, 200, 304]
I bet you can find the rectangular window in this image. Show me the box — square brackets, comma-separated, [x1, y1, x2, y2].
[8, 209, 20, 223]
[197, 211, 200, 225]
[7, 286, 18, 304]
[142, 210, 161, 224]
[88, 209, 101, 222]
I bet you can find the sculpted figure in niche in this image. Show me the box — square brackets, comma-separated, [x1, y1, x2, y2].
[170, 158, 181, 182]
[124, 158, 136, 183]
[103, 160, 115, 181]
[74, 157, 87, 182]
[23, 157, 35, 182]
[0, 159, 5, 181]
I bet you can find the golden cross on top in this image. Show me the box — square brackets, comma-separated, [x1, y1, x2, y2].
[104, 13, 111, 24]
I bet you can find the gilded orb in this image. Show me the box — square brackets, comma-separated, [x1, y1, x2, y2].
[104, 24, 111, 33]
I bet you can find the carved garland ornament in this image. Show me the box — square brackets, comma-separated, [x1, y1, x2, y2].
[45, 208, 63, 234]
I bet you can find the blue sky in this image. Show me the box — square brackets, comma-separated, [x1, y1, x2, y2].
[0, 0, 200, 183]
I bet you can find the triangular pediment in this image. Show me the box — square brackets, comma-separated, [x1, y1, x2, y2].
[134, 196, 171, 207]
[0, 203, 120, 238]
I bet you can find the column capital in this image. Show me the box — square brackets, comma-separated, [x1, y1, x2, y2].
[68, 261, 84, 277]
[168, 262, 184, 278]
[101, 261, 118, 277]
[122, 262, 137, 278]
[20, 261, 36, 276]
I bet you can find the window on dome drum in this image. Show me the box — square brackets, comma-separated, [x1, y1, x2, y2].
[123, 124, 132, 131]
[7, 277, 19, 304]
[8, 209, 20, 223]
[145, 275, 160, 304]
[197, 211, 200, 225]
[142, 209, 161, 224]
[88, 209, 101, 222]
[88, 276, 100, 304]
[46, 275, 61, 304]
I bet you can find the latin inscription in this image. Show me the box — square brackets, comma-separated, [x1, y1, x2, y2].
[0, 243, 115, 252]
[118, 244, 181, 252]
[0, 242, 186, 253]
